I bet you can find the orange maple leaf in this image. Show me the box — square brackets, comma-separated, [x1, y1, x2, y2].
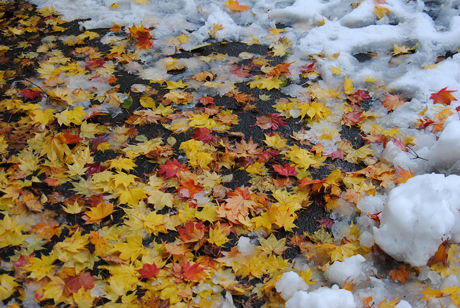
[382, 94, 405, 111]
[177, 221, 206, 243]
[225, 0, 250, 12]
[427, 241, 447, 266]
[395, 166, 414, 184]
[128, 24, 154, 50]
[388, 265, 409, 284]
[430, 87, 457, 105]
[82, 202, 115, 224]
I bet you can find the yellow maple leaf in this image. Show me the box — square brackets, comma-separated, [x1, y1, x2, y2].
[392, 43, 412, 56]
[111, 232, 147, 262]
[264, 133, 287, 149]
[133, 0, 149, 4]
[378, 297, 401, 308]
[109, 157, 138, 172]
[210, 24, 224, 37]
[82, 202, 115, 224]
[225, 0, 250, 12]
[32, 109, 55, 125]
[208, 222, 230, 246]
[258, 234, 287, 255]
[344, 74, 353, 95]
[0, 274, 19, 301]
[329, 66, 341, 75]
[112, 172, 138, 188]
[165, 80, 187, 89]
[375, 4, 391, 19]
[110, 3, 119, 9]
[345, 145, 375, 163]
[248, 76, 283, 91]
[37, 276, 67, 304]
[62, 201, 84, 214]
[41, 133, 71, 162]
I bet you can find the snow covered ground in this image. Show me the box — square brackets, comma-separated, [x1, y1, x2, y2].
[25, 0, 460, 307]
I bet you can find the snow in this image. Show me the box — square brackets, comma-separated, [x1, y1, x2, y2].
[275, 271, 309, 301]
[324, 254, 366, 286]
[285, 285, 356, 308]
[23, 0, 460, 306]
[374, 173, 460, 267]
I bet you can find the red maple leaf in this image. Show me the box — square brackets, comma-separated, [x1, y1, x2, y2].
[430, 87, 457, 105]
[177, 221, 206, 243]
[256, 148, 280, 162]
[63, 272, 98, 293]
[272, 163, 298, 177]
[198, 96, 215, 106]
[21, 88, 42, 101]
[138, 263, 160, 279]
[327, 149, 345, 161]
[255, 113, 287, 130]
[181, 259, 206, 282]
[129, 24, 154, 50]
[63, 130, 83, 144]
[343, 110, 365, 126]
[299, 60, 316, 73]
[90, 134, 108, 150]
[317, 217, 334, 229]
[231, 65, 252, 78]
[85, 58, 106, 70]
[158, 158, 189, 179]
[349, 90, 370, 105]
[85, 163, 108, 177]
[192, 128, 216, 144]
[417, 119, 434, 130]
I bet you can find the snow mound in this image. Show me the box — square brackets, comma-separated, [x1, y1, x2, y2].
[275, 271, 309, 301]
[324, 254, 366, 286]
[428, 119, 460, 174]
[374, 173, 460, 266]
[285, 285, 356, 308]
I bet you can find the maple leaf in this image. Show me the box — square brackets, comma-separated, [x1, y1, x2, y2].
[299, 60, 316, 74]
[208, 222, 231, 247]
[258, 234, 287, 255]
[233, 138, 262, 157]
[255, 113, 287, 130]
[63, 271, 98, 293]
[388, 265, 409, 284]
[225, 0, 250, 12]
[395, 166, 414, 184]
[428, 241, 448, 266]
[266, 62, 292, 77]
[375, 4, 391, 19]
[82, 202, 115, 224]
[158, 158, 189, 180]
[248, 76, 284, 91]
[137, 263, 160, 279]
[430, 87, 458, 105]
[177, 179, 202, 199]
[420, 287, 444, 303]
[377, 297, 400, 308]
[382, 94, 405, 111]
[343, 110, 365, 127]
[21, 88, 42, 100]
[0, 274, 19, 301]
[129, 24, 154, 50]
[108, 157, 137, 172]
[317, 217, 334, 229]
[191, 128, 216, 144]
[181, 259, 207, 282]
[272, 163, 298, 177]
[112, 233, 147, 262]
[177, 221, 206, 243]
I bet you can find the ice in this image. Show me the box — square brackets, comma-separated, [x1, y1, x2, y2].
[374, 173, 460, 266]
[285, 285, 356, 308]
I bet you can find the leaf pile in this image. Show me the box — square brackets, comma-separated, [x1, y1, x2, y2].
[0, 1, 459, 308]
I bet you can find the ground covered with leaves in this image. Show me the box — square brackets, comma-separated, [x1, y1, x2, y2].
[0, 1, 459, 307]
